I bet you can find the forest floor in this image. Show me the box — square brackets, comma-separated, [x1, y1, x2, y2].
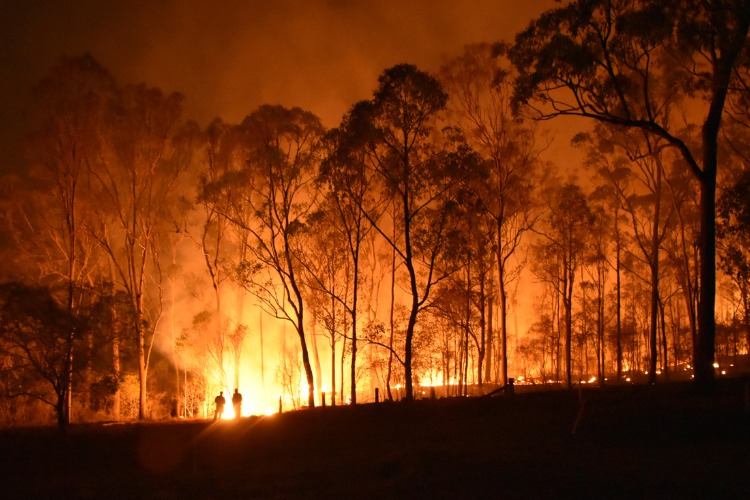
[1, 377, 749, 499]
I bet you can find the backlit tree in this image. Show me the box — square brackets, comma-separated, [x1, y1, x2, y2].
[509, 0, 750, 388]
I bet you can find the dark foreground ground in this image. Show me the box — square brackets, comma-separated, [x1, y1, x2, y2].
[1, 379, 749, 499]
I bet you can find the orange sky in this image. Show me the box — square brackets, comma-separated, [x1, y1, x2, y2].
[0, 0, 558, 176]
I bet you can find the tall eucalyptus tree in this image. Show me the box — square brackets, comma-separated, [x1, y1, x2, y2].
[510, 0, 750, 388]
[206, 105, 325, 408]
[336, 64, 458, 400]
[440, 43, 544, 386]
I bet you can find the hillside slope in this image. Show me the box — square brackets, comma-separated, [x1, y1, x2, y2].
[1, 379, 749, 498]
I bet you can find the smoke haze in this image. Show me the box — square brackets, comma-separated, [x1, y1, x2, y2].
[1, 0, 556, 175]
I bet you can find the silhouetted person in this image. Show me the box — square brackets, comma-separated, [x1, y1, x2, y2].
[213, 391, 226, 421]
[232, 388, 243, 418]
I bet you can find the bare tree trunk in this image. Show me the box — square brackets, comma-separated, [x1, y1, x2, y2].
[555, 275, 562, 384]
[234, 294, 245, 392]
[672, 193, 698, 375]
[565, 254, 574, 389]
[113, 335, 121, 420]
[465, 257, 472, 395]
[350, 236, 360, 405]
[616, 212, 623, 381]
[298, 325, 316, 408]
[402, 186, 420, 401]
[478, 265, 486, 387]
[259, 308, 265, 400]
[310, 316, 322, 405]
[597, 260, 606, 385]
[497, 220, 509, 386]
[696, 146, 717, 390]
[692, 20, 747, 388]
[485, 265, 494, 384]
[648, 257, 659, 386]
[660, 297, 669, 379]
[138, 319, 146, 419]
[331, 333, 336, 406]
[386, 219, 396, 402]
[339, 331, 346, 404]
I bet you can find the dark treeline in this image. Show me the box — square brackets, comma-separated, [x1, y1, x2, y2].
[1, 0, 749, 426]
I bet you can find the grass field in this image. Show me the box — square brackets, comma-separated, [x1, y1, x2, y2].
[1, 378, 749, 498]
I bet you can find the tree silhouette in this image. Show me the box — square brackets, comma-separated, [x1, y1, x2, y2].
[533, 181, 594, 388]
[510, 0, 750, 389]
[90, 82, 188, 419]
[209, 105, 325, 408]
[20, 55, 116, 422]
[581, 127, 678, 383]
[0, 283, 83, 426]
[337, 64, 458, 400]
[718, 168, 750, 351]
[318, 122, 378, 404]
[440, 43, 544, 386]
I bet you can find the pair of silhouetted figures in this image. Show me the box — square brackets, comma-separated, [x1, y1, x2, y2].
[213, 388, 243, 421]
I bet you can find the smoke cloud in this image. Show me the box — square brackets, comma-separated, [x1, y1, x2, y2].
[0, 0, 555, 175]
